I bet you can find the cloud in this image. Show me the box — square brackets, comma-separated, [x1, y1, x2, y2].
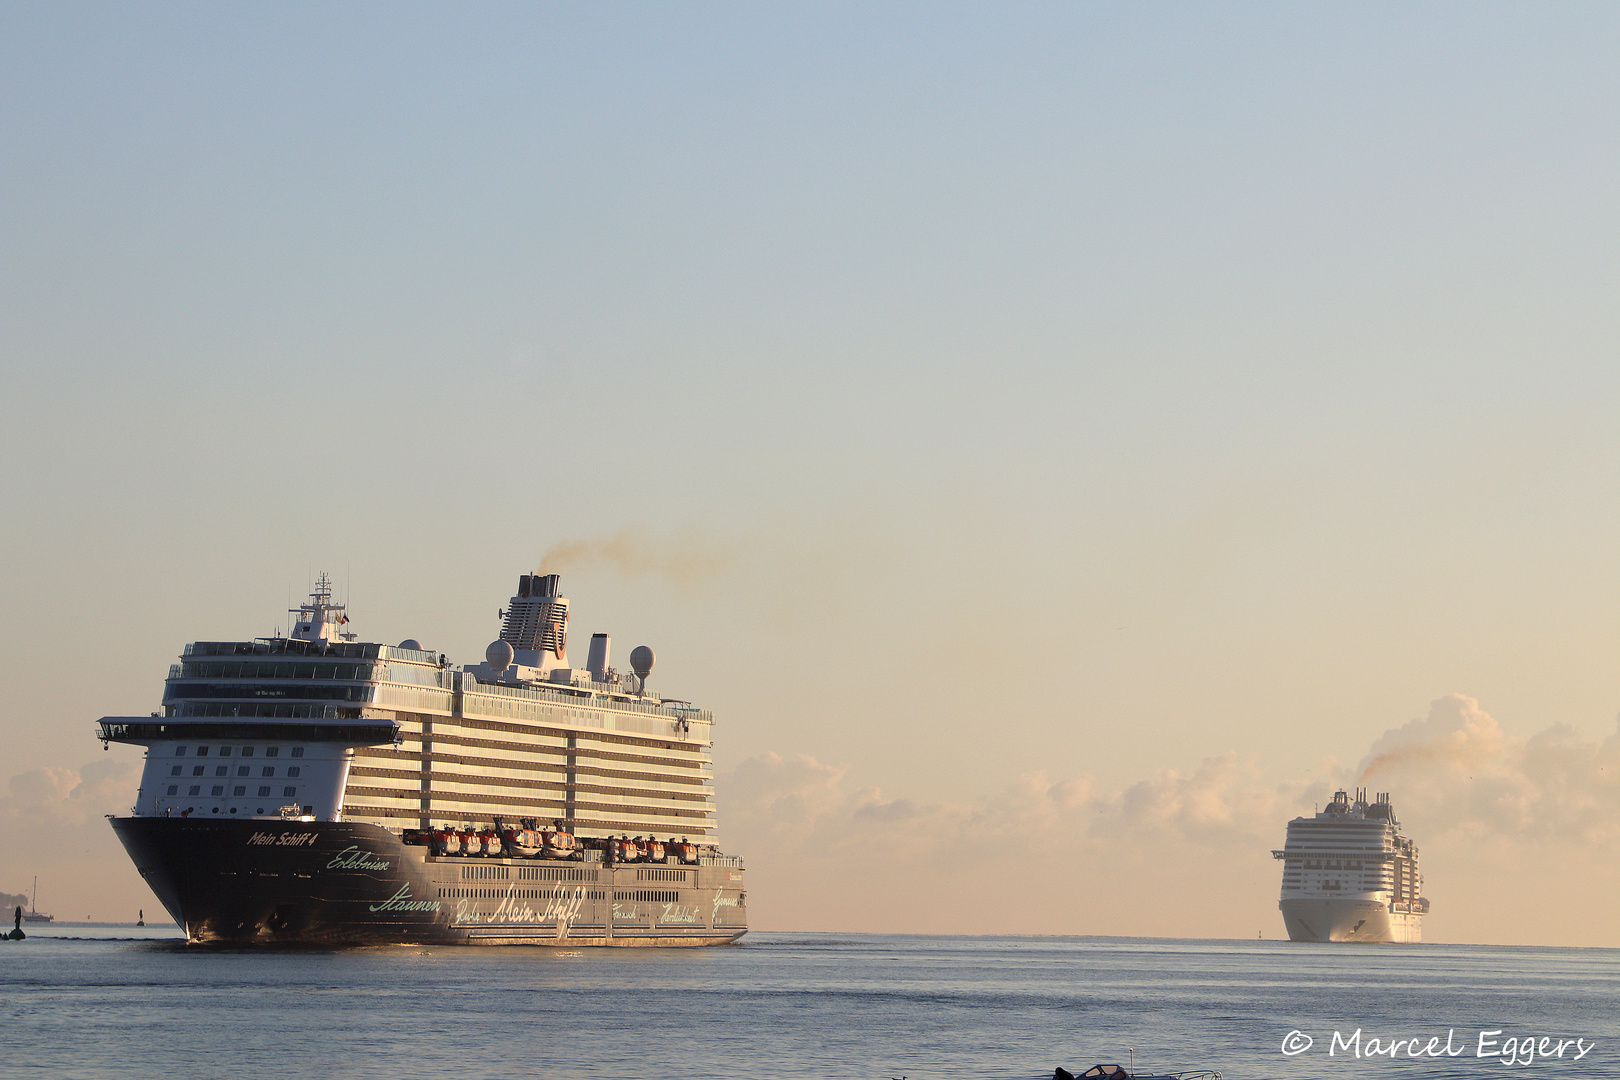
[719, 695, 1620, 943]
[1, 759, 134, 829]
[1355, 693, 1620, 846]
[719, 749, 1321, 937]
[0, 759, 142, 919]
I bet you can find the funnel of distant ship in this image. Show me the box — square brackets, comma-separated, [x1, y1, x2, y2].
[1273, 788, 1427, 943]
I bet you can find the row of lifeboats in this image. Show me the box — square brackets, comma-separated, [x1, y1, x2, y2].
[423, 818, 701, 865]
[429, 819, 580, 860]
[606, 835, 700, 865]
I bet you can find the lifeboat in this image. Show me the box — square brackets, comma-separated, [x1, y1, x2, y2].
[478, 827, 502, 857]
[542, 828, 579, 860]
[668, 838, 699, 865]
[611, 836, 642, 863]
[456, 827, 478, 855]
[432, 826, 459, 856]
[642, 839, 666, 863]
[499, 818, 543, 858]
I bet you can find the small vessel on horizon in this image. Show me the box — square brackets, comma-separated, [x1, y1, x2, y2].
[1273, 788, 1427, 943]
[21, 876, 53, 923]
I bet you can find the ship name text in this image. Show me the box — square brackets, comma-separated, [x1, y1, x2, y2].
[246, 831, 318, 848]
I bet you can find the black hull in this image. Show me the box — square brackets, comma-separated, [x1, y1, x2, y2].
[111, 817, 746, 947]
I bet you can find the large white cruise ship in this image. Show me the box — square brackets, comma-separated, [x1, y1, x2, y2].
[98, 572, 746, 946]
[1272, 788, 1427, 943]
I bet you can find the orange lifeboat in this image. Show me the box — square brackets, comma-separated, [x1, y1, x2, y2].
[478, 827, 502, 857]
[432, 826, 458, 856]
[542, 828, 579, 860]
[668, 838, 699, 865]
[642, 838, 666, 863]
[502, 824, 541, 858]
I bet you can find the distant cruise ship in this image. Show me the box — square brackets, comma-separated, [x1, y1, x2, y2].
[1272, 788, 1427, 943]
[99, 572, 746, 946]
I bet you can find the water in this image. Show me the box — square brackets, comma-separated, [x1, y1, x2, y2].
[2, 928, 1614, 1079]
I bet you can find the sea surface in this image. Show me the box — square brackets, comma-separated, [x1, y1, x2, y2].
[2, 926, 1614, 1080]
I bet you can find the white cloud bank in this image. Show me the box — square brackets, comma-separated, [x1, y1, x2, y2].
[720, 695, 1620, 945]
[0, 758, 144, 922]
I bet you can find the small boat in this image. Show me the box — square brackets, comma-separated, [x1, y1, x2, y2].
[1057, 1065, 1222, 1080]
[668, 838, 700, 865]
[21, 877, 53, 923]
[642, 838, 666, 863]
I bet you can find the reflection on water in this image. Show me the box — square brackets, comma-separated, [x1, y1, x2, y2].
[2, 932, 1615, 1079]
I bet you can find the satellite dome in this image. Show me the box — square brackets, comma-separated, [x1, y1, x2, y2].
[486, 639, 515, 674]
[398, 638, 423, 651]
[630, 645, 656, 680]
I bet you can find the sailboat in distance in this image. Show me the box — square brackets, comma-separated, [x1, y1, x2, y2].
[22, 876, 54, 923]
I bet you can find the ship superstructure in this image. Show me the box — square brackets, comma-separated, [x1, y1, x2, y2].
[99, 572, 746, 946]
[1272, 788, 1426, 943]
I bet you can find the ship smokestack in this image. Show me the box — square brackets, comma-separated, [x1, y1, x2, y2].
[500, 574, 569, 673]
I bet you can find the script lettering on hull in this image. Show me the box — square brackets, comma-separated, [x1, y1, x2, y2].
[326, 846, 391, 871]
[368, 885, 442, 913]
[246, 831, 318, 848]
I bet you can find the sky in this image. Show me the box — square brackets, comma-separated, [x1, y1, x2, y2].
[3, 2, 1619, 944]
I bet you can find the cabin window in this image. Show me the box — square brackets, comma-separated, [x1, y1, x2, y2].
[258, 786, 271, 797]
[287, 767, 301, 777]
[188, 786, 200, 796]
[211, 785, 224, 796]
[233, 786, 246, 796]
[171, 766, 182, 776]
[241, 747, 254, 757]
[262, 767, 275, 777]
[284, 786, 297, 797]
[219, 746, 232, 757]
[196, 746, 209, 756]
[167, 785, 178, 795]
[291, 747, 305, 758]
[215, 766, 227, 777]
[237, 766, 250, 777]
[175, 746, 187, 756]
[265, 747, 279, 757]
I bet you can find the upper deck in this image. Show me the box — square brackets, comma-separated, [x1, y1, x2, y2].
[100, 572, 724, 839]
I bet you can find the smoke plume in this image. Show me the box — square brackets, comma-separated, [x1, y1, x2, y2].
[536, 527, 736, 584]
